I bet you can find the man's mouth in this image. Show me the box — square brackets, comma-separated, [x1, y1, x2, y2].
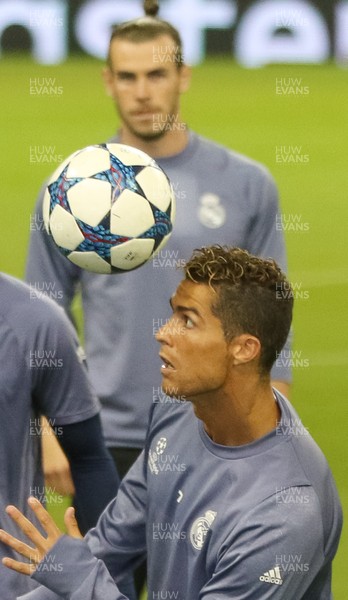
[132, 110, 156, 118]
[160, 355, 175, 370]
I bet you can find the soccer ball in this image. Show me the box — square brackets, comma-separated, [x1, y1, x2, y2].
[43, 143, 175, 274]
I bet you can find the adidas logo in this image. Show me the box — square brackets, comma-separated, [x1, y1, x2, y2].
[259, 566, 283, 586]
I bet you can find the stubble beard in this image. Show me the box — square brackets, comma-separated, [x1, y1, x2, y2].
[127, 123, 167, 142]
[116, 102, 181, 144]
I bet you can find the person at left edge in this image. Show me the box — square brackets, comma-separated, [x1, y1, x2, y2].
[0, 272, 135, 600]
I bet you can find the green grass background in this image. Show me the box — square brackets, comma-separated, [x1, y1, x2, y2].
[0, 55, 347, 597]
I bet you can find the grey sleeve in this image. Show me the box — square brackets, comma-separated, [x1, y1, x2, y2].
[84, 452, 147, 582]
[19, 453, 147, 600]
[18, 537, 134, 600]
[30, 537, 127, 600]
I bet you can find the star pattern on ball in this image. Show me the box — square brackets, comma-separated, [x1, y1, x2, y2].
[93, 153, 146, 205]
[48, 167, 81, 213]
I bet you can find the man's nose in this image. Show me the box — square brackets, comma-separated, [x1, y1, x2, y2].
[155, 317, 178, 343]
[134, 77, 151, 99]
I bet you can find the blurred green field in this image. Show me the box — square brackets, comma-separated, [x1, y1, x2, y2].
[1, 55, 347, 597]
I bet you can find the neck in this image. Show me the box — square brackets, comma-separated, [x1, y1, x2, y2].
[118, 124, 189, 159]
[190, 376, 280, 447]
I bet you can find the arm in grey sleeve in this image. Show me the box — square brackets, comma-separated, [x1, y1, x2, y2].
[18, 541, 135, 600]
[31, 536, 128, 600]
[26, 184, 81, 318]
[84, 451, 147, 583]
[18, 452, 147, 600]
[18, 537, 127, 600]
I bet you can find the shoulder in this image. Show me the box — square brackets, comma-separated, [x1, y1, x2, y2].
[276, 395, 343, 539]
[189, 132, 275, 182]
[278, 395, 332, 477]
[0, 272, 75, 340]
[240, 485, 324, 534]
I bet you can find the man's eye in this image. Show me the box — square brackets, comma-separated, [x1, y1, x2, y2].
[149, 71, 166, 80]
[185, 316, 194, 329]
[117, 73, 134, 81]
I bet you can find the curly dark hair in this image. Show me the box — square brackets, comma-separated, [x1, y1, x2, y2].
[185, 246, 293, 374]
[107, 1, 184, 68]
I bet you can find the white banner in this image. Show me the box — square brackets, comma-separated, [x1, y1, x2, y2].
[0, 0, 347, 66]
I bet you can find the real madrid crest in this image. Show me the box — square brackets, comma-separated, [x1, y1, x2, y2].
[190, 510, 217, 550]
[198, 193, 226, 229]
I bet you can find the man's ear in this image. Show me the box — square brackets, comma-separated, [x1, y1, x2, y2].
[179, 64, 192, 94]
[102, 67, 114, 97]
[229, 334, 261, 366]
